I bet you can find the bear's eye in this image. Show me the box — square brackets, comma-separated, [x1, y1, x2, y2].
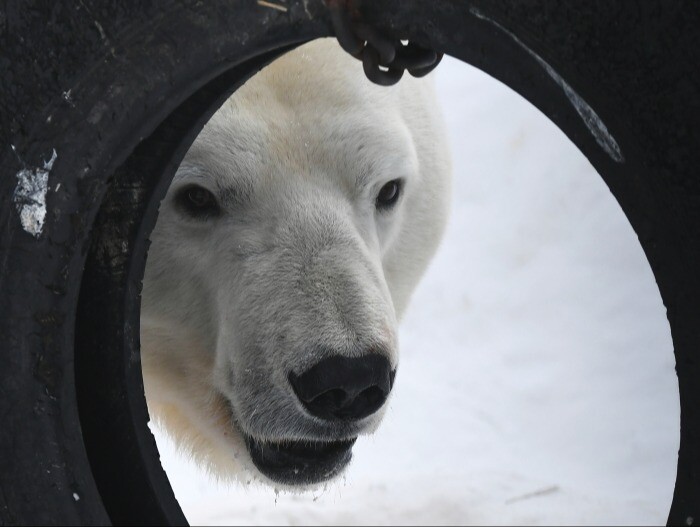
[376, 179, 402, 211]
[175, 184, 221, 219]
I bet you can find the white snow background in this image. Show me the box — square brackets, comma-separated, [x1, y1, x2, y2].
[150, 55, 679, 525]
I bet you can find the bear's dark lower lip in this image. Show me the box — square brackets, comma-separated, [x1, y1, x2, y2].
[243, 435, 357, 485]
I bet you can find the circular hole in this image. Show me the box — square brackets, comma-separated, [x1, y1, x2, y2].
[141, 44, 678, 524]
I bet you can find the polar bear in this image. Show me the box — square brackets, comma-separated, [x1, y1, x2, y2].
[140, 38, 451, 487]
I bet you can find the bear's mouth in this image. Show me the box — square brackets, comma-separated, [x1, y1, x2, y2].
[243, 434, 357, 485]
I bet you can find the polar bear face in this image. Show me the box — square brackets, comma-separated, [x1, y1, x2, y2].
[140, 39, 450, 487]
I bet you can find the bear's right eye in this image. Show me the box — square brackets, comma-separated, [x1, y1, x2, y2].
[174, 184, 221, 219]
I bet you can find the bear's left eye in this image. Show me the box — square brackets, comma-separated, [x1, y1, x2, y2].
[174, 184, 221, 219]
[376, 179, 403, 211]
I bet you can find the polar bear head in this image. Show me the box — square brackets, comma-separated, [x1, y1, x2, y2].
[141, 39, 451, 487]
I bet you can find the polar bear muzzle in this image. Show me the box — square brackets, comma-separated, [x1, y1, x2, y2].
[288, 354, 395, 422]
[242, 354, 394, 485]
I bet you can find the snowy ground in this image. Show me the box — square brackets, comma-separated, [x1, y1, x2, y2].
[151, 55, 680, 525]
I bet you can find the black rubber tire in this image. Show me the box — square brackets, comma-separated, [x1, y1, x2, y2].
[1, 1, 698, 525]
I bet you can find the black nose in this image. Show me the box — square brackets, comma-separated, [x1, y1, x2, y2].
[288, 354, 395, 422]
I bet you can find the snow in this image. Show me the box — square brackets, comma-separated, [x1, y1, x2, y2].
[151, 56, 679, 525]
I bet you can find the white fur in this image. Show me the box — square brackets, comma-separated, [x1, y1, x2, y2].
[141, 38, 451, 485]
